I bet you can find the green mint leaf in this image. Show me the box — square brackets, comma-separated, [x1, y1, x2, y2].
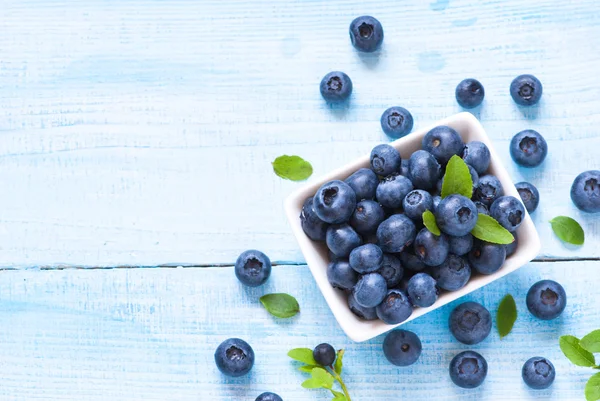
[311, 367, 334, 389]
[560, 335, 597, 367]
[272, 155, 313, 181]
[441, 155, 473, 198]
[334, 349, 345, 374]
[586, 372, 600, 401]
[581, 330, 600, 354]
[288, 348, 317, 365]
[330, 389, 346, 401]
[260, 293, 300, 318]
[302, 378, 324, 389]
[298, 365, 318, 373]
[496, 294, 517, 338]
[550, 216, 585, 245]
[422, 210, 441, 236]
[471, 213, 514, 244]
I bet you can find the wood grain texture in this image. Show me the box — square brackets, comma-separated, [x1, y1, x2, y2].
[0, 262, 597, 400]
[1, 0, 600, 267]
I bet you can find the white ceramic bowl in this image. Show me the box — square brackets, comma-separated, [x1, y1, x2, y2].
[284, 112, 541, 342]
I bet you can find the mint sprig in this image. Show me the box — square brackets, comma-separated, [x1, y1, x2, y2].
[471, 213, 514, 245]
[272, 155, 313, 181]
[260, 293, 300, 318]
[550, 216, 585, 245]
[289, 348, 352, 401]
[560, 331, 600, 400]
[441, 155, 473, 199]
[496, 294, 517, 338]
[422, 210, 441, 236]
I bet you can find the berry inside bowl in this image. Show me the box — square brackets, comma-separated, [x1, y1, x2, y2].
[284, 112, 541, 342]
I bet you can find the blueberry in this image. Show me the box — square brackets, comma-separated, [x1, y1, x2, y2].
[522, 357, 556, 389]
[382, 329, 422, 366]
[300, 197, 329, 241]
[399, 249, 427, 272]
[526, 280, 566, 320]
[377, 254, 404, 287]
[448, 234, 474, 256]
[347, 292, 378, 320]
[490, 196, 525, 232]
[349, 244, 384, 274]
[401, 159, 410, 177]
[327, 260, 359, 291]
[505, 233, 518, 257]
[455, 79, 485, 109]
[407, 272, 439, 307]
[371, 144, 402, 177]
[449, 351, 488, 389]
[376, 173, 413, 209]
[380, 106, 414, 139]
[414, 228, 449, 267]
[516, 182, 540, 213]
[345, 168, 379, 201]
[432, 195, 442, 213]
[435, 195, 478, 237]
[235, 250, 272, 287]
[474, 201, 489, 215]
[430, 254, 471, 291]
[352, 273, 388, 308]
[449, 302, 492, 345]
[570, 170, 600, 213]
[510, 74, 543, 106]
[256, 393, 283, 401]
[214, 338, 255, 377]
[313, 343, 336, 366]
[408, 150, 441, 190]
[462, 141, 491, 175]
[376, 289, 413, 324]
[349, 15, 384, 53]
[468, 241, 506, 275]
[326, 224, 362, 258]
[320, 71, 353, 103]
[510, 130, 548, 168]
[422, 126, 464, 165]
[350, 200, 386, 234]
[377, 214, 417, 253]
[402, 190, 433, 221]
[314, 180, 357, 224]
[473, 174, 504, 206]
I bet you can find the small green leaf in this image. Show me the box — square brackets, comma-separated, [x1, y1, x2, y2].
[560, 335, 597, 367]
[272, 155, 313, 181]
[334, 349, 345, 374]
[330, 389, 346, 401]
[422, 210, 441, 236]
[311, 367, 334, 389]
[288, 348, 317, 365]
[298, 365, 318, 373]
[496, 294, 517, 338]
[302, 378, 323, 389]
[441, 155, 473, 199]
[471, 214, 515, 244]
[586, 372, 600, 401]
[550, 216, 585, 245]
[582, 330, 600, 354]
[260, 293, 300, 318]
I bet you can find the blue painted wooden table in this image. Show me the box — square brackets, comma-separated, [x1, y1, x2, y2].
[1, 0, 599, 399]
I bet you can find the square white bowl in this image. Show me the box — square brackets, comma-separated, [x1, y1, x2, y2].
[284, 112, 541, 342]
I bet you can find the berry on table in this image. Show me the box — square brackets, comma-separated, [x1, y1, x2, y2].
[522, 357, 555, 389]
[455, 78, 485, 109]
[376, 173, 414, 209]
[468, 241, 506, 275]
[300, 197, 329, 241]
[449, 301, 492, 345]
[570, 170, 600, 213]
[352, 272, 388, 308]
[350, 200, 386, 234]
[422, 125, 464, 165]
[345, 168, 379, 201]
[407, 272, 439, 307]
[376, 289, 413, 324]
[462, 141, 490, 175]
[510, 129, 548, 168]
[435, 194, 478, 237]
[449, 350, 488, 389]
[347, 292, 378, 320]
[235, 250, 272, 287]
[214, 338, 255, 377]
[320, 71, 353, 103]
[510, 74, 543, 106]
[526, 280, 567, 320]
[327, 260, 359, 291]
[408, 150, 441, 190]
[256, 393, 283, 401]
[313, 343, 336, 366]
[473, 174, 504, 206]
[380, 106, 414, 139]
[414, 228, 449, 267]
[383, 329, 422, 366]
[377, 214, 417, 253]
[490, 195, 526, 232]
[515, 181, 540, 213]
[349, 15, 384, 52]
[371, 144, 402, 176]
[349, 244, 384, 274]
[430, 254, 471, 291]
[326, 223, 363, 258]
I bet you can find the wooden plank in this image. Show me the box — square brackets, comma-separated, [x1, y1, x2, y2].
[1, 0, 600, 266]
[0, 262, 596, 400]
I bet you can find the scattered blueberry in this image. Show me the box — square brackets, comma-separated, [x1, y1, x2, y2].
[526, 280, 567, 320]
[505, 233, 518, 257]
[345, 168, 379, 201]
[510, 130, 548, 168]
[455, 78, 485, 109]
[235, 250, 272, 287]
[377, 254, 404, 287]
[313, 180, 357, 224]
[516, 182, 540, 213]
[326, 224, 363, 258]
[490, 196, 525, 232]
[422, 126, 464, 165]
[522, 357, 556, 389]
[320, 71, 353, 103]
[347, 292, 378, 320]
[214, 338, 255, 377]
[371, 144, 402, 176]
[462, 141, 490, 175]
[449, 301, 492, 345]
[376, 289, 413, 324]
[448, 234, 474, 256]
[313, 343, 336, 366]
[468, 241, 506, 275]
[380, 106, 414, 138]
[432, 195, 442, 213]
[414, 228, 449, 267]
[350, 200, 386, 234]
[300, 197, 329, 241]
[403, 190, 434, 221]
[408, 150, 441, 190]
[377, 214, 417, 253]
[327, 260, 359, 291]
[510, 74, 543, 106]
[570, 170, 600, 213]
[383, 329, 422, 366]
[256, 393, 283, 401]
[435, 195, 478, 237]
[401, 159, 410, 177]
[352, 273, 388, 308]
[399, 249, 428, 272]
[449, 351, 488, 389]
[473, 174, 504, 206]
[349, 15, 384, 53]
[407, 272, 439, 307]
[430, 254, 471, 291]
[474, 201, 490, 215]
[376, 173, 414, 209]
[350, 244, 384, 273]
